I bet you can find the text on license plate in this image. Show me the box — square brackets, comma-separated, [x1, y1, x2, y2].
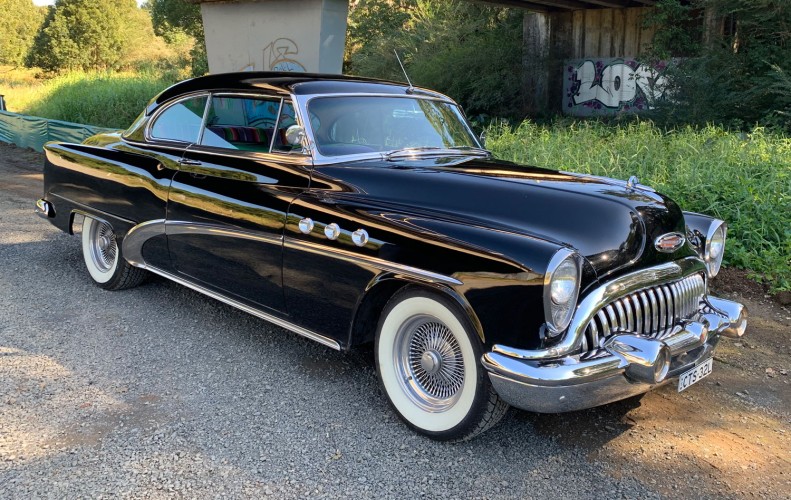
[678, 357, 713, 392]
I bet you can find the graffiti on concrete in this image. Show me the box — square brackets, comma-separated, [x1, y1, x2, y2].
[264, 38, 306, 72]
[564, 59, 669, 116]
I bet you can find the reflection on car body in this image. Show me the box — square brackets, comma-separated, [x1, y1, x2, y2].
[36, 72, 747, 441]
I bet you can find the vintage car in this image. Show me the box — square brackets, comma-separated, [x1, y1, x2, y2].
[36, 72, 747, 441]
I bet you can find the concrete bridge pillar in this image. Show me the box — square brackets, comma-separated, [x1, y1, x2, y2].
[198, 0, 350, 74]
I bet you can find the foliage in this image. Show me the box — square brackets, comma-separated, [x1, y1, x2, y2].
[1, 69, 176, 128]
[148, 0, 207, 76]
[0, 0, 44, 67]
[24, 0, 178, 73]
[486, 120, 791, 291]
[647, 0, 791, 132]
[347, 0, 524, 119]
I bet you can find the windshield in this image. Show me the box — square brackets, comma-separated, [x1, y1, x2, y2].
[306, 96, 481, 157]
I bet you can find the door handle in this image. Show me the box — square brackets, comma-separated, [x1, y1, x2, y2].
[179, 158, 202, 167]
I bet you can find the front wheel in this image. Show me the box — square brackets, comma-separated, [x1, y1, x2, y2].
[375, 289, 508, 441]
[81, 216, 147, 290]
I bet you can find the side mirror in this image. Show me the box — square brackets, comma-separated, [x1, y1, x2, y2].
[479, 130, 487, 147]
[285, 125, 306, 146]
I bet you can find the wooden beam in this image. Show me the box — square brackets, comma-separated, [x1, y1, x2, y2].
[473, 0, 553, 11]
[521, 0, 588, 9]
[581, 0, 634, 8]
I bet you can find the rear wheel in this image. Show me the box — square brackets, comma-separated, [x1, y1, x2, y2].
[81, 216, 147, 290]
[375, 289, 508, 441]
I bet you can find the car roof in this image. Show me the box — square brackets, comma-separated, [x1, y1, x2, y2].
[150, 71, 452, 111]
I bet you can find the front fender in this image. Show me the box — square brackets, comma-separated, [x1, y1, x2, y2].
[358, 212, 571, 350]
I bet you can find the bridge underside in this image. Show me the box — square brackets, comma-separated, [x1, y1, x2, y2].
[477, 0, 656, 12]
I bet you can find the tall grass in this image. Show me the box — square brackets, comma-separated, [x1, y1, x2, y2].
[0, 68, 177, 129]
[487, 120, 791, 291]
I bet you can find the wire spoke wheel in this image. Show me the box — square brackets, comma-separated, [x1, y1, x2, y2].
[87, 219, 118, 273]
[80, 216, 146, 290]
[376, 290, 509, 440]
[395, 315, 465, 412]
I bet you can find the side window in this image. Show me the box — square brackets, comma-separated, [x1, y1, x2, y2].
[201, 96, 281, 153]
[150, 96, 207, 143]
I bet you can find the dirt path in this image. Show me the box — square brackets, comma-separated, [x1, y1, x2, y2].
[1, 141, 789, 498]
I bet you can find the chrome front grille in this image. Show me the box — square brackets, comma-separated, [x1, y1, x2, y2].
[580, 273, 706, 355]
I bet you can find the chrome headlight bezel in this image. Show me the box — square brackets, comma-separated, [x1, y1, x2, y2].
[704, 220, 727, 278]
[543, 249, 582, 337]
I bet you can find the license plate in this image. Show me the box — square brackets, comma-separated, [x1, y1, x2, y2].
[678, 357, 713, 392]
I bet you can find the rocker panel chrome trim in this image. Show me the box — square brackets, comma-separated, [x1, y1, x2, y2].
[143, 264, 341, 351]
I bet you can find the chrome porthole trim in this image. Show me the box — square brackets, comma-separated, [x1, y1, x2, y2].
[324, 223, 341, 240]
[351, 228, 369, 247]
[298, 217, 314, 234]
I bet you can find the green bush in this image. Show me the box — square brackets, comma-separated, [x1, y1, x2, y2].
[347, 0, 524, 120]
[487, 120, 791, 291]
[647, 0, 791, 132]
[18, 71, 176, 129]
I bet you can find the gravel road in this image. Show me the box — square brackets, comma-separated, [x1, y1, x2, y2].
[1, 143, 789, 498]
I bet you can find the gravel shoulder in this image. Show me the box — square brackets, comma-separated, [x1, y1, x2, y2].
[0, 142, 789, 498]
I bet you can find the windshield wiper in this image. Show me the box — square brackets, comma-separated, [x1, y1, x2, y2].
[385, 146, 490, 161]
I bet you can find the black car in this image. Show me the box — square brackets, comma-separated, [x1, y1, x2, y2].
[36, 72, 747, 441]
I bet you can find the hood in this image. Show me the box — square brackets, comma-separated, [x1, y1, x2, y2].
[314, 156, 693, 279]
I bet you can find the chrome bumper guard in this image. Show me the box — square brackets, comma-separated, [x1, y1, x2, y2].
[35, 198, 54, 219]
[482, 296, 747, 413]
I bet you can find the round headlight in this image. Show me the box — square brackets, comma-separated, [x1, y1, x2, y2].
[551, 259, 578, 305]
[543, 250, 581, 336]
[705, 221, 727, 277]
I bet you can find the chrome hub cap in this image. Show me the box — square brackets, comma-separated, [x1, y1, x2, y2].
[420, 350, 442, 375]
[88, 221, 117, 273]
[394, 315, 465, 412]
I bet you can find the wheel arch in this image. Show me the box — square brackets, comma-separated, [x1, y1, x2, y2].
[347, 273, 486, 348]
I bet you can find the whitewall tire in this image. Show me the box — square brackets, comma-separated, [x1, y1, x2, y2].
[375, 288, 508, 441]
[81, 216, 147, 290]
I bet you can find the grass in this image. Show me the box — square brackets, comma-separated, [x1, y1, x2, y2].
[487, 120, 791, 292]
[1, 66, 787, 291]
[0, 67, 177, 129]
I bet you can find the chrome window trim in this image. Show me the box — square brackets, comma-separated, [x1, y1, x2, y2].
[270, 98, 285, 153]
[145, 91, 211, 145]
[196, 93, 212, 146]
[494, 256, 708, 361]
[292, 92, 483, 166]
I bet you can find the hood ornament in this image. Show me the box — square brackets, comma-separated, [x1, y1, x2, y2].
[655, 232, 686, 253]
[626, 175, 639, 191]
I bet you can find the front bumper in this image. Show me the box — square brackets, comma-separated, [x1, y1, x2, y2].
[482, 296, 747, 413]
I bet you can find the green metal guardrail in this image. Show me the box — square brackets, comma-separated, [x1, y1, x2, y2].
[0, 110, 114, 152]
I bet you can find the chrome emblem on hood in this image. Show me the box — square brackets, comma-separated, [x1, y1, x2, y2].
[655, 232, 686, 253]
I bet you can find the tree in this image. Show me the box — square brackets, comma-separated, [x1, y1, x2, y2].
[648, 0, 791, 130]
[0, 0, 44, 66]
[346, 0, 524, 120]
[148, 0, 207, 75]
[26, 0, 144, 72]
